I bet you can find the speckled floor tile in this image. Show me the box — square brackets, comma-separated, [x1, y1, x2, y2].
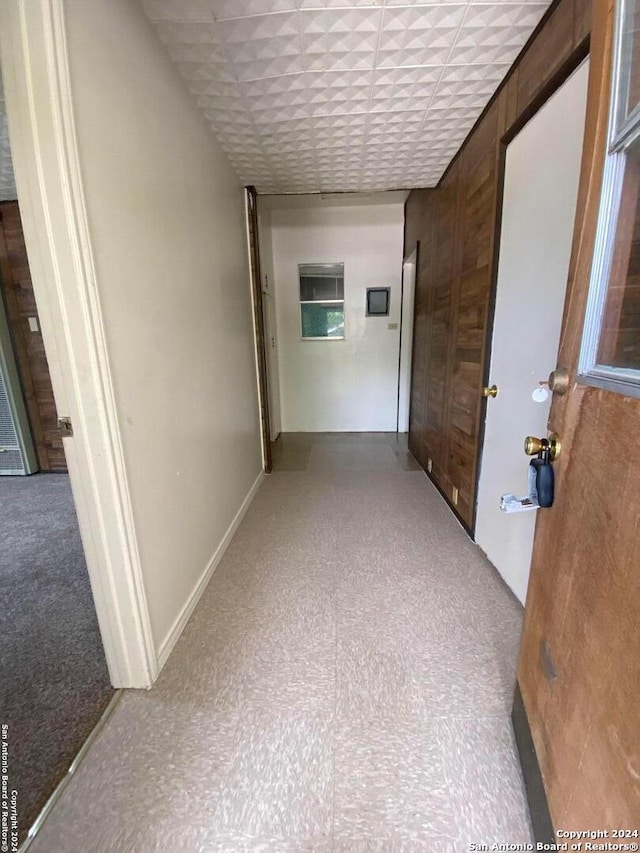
[201, 835, 333, 852]
[438, 716, 533, 845]
[210, 709, 334, 841]
[307, 443, 401, 472]
[30, 434, 529, 851]
[333, 717, 457, 845]
[333, 840, 460, 852]
[31, 693, 240, 851]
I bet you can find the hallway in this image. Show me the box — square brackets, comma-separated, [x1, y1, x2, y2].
[32, 434, 531, 851]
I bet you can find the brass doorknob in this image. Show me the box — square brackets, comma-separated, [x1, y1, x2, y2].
[524, 436, 544, 456]
[483, 384, 499, 398]
[524, 433, 562, 461]
[548, 367, 570, 395]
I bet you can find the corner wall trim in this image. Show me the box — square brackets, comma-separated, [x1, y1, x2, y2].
[157, 470, 265, 669]
[511, 681, 555, 845]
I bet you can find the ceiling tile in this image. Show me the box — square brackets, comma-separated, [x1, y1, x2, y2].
[303, 70, 372, 116]
[138, 0, 553, 193]
[371, 80, 437, 113]
[213, 0, 297, 20]
[377, 5, 466, 65]
[218, 10, 300, 42]
[301, 8, 382, 71]
[299, 0, 381, 6]
[141, 0, 215, 22]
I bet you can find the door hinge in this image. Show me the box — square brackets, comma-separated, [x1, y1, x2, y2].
[57, 416, 74, 437]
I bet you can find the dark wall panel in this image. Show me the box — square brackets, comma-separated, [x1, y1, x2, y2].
[404, 0, 591, 529]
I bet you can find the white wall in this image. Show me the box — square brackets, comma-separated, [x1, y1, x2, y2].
[265, 194, 406, 432]
[63, 0, 262, 656]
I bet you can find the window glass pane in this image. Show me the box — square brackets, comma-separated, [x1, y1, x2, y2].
[597, 139, 640, 369]
[615, 0, 640, 138]
[299, 263, 344, 302]
[300, 276, 343, 301]
[301, 303, 344, 338]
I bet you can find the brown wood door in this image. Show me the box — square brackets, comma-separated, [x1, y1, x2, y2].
[519, 0, 640, 827]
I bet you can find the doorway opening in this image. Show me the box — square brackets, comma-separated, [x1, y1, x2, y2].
[474, 59, 590, 604]
[251, 192, 410, 459]
[0, 199, 114, 841]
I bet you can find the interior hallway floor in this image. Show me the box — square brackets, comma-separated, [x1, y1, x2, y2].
[32, 433, 531, 851]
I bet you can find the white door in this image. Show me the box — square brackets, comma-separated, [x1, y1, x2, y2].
[475, 60, 589, 605]
[397, 250, 417, 433]
[263, 292, 281, 441]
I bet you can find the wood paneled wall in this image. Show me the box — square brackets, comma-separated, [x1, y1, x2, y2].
[0, 201, 66, 472]
[404, 0, 592, 530]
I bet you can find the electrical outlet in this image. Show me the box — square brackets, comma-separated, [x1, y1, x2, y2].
[452, 486, 459, 505]
[427, 458, 432, 473]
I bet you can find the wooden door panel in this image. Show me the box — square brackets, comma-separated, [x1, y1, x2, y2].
[445, 111, 498, 527]
[519, 0, 640, 826]
[407, 191, 436, 465]
[517, 0, 575, 112]
[521, 388, 640, 826]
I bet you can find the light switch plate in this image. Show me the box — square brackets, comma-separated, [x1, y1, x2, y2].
[28, 316, 39, 333]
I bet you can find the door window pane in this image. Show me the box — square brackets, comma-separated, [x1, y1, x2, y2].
[597, 139, 640, 369]
[578, 0, 640, 397]
[614, 0, 640, 140]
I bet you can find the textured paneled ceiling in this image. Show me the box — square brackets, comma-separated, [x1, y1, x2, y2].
[0, 74, 17, 202]
[141, 0, 550, 193]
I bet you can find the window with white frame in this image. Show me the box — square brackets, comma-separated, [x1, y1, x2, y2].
[579, 0, 640, 397]
[298, 263, 345, 340]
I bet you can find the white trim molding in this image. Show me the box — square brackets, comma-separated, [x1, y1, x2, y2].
[0, 1, 157, 687]
[157, 470, 265, 669]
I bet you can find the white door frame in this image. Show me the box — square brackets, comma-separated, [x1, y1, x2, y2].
[0, 1, 157, 687]
[397, 249, 417, 433]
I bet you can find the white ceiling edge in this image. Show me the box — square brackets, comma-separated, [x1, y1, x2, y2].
[258, 189, 409, 210]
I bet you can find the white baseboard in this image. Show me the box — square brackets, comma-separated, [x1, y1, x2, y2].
[156, 469, 265, 670]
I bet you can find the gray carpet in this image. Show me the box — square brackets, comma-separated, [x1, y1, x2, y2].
[0, 473, 113, 842]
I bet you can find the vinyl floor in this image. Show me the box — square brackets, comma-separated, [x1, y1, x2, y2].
[31, 434, 531, 852]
